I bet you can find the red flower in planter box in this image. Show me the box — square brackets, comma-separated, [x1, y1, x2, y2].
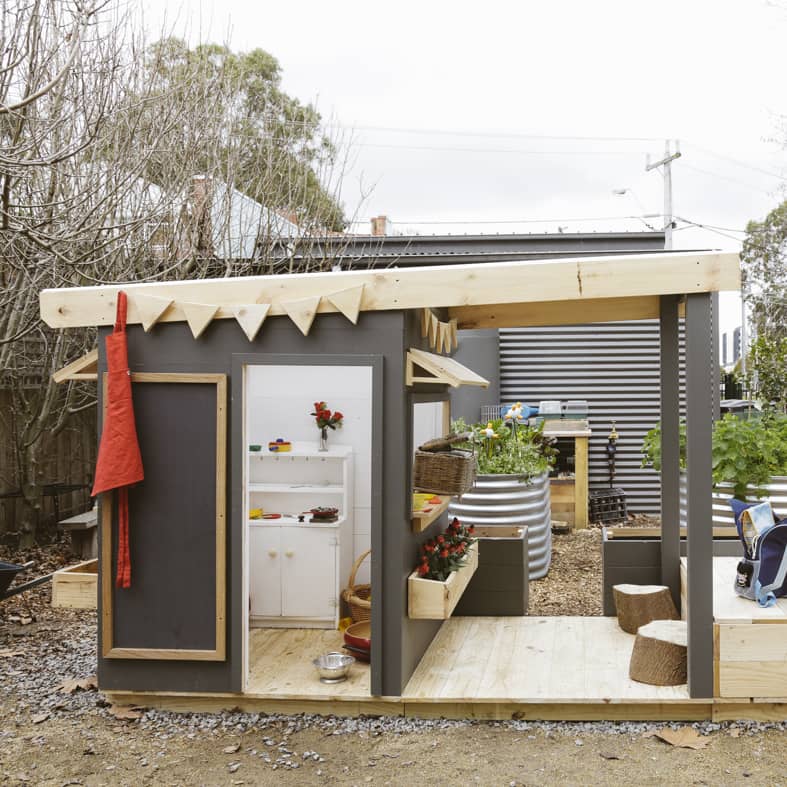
[416, 517, 475, 581]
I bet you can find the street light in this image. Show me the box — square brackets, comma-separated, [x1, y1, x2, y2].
[612, 188, 660, 231]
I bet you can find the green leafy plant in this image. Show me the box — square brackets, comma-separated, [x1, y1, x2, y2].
[451, 415, 556, 480]
[641, 413, 787, 500]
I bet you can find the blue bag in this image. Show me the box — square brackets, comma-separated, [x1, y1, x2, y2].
[729, 498, 787, 607]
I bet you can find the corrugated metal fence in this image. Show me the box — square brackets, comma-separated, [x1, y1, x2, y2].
[499, 320, 686, 516]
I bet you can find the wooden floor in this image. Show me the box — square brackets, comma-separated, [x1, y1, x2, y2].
[402, 616, 689, 702]
[104, 619, 787, 720]
[242, 619, 688, 703]
[246, 628, 371, 699]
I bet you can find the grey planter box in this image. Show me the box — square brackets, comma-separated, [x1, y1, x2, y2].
[601, 527, 741, 615]
[454, 526, 529, 617]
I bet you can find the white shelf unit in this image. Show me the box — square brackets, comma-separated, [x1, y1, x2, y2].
[246, 443, 353, 629]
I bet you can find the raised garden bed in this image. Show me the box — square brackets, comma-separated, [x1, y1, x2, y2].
[52, 559, 97, 609]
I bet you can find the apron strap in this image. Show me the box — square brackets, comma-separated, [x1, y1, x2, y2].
[114, 291, 128, 333]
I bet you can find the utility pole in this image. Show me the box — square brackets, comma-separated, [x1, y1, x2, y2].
[646, 140, 682, 250]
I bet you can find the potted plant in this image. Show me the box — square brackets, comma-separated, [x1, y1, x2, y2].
[448, 406, 558, 579]
[641, 412, 787, 502]
[408, 518, 479, 619]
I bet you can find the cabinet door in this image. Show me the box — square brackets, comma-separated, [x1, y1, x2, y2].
[280, 527, 337, 619]
[249, 527, 281, 617]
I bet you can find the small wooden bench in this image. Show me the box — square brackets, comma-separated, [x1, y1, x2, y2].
[58, 508, 98, 560]
[680, 557, 787, 699]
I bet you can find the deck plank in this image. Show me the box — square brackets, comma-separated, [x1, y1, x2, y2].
[246, 628, 370, 699]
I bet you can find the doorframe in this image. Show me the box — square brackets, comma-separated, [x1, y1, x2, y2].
[231, 353, 383, 693]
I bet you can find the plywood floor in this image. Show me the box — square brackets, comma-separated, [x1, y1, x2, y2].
[402, 616, 691, 702]
[246, 628, 371, 699]
[246, 619, 689, 703]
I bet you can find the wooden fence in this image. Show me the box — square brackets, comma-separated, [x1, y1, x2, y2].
[0, 390, 96, 540]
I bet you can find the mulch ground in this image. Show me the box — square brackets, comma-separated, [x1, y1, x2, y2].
[529, 526, 603, 616]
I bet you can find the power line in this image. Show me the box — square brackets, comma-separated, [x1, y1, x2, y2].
[685, 142, 786, 181]
[353, 142, 645, 156]
[322, 123, 664, 144]
[680, 163, 776, 195]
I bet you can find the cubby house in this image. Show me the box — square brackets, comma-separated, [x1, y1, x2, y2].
[41, 250, 787, 721]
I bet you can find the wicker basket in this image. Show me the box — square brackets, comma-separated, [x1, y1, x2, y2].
[342, 550, 371, 623]
[413, 448, 476, 496]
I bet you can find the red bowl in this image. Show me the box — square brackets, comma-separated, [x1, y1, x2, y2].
[344, 620, 370, 651]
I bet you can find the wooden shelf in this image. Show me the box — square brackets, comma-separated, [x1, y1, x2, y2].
[408, 541, 478, 619]
[411, 495, 452, 533]
[248, 483, 343, 494]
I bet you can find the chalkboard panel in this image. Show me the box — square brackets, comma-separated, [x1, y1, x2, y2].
[101, 373, 226, 661]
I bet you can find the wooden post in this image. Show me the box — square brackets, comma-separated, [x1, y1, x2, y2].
[574, 435, 589, 528]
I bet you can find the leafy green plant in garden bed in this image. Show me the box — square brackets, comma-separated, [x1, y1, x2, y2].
[641, 413, 787, 500]
[452, 415, 557, 480]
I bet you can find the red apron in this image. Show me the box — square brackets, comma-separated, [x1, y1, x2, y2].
[91, 292, 144, 588]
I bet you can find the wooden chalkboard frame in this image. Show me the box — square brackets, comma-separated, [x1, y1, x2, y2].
[100, 372, 227, 661]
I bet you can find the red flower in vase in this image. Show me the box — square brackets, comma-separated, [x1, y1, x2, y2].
[311, 401, 344, 430]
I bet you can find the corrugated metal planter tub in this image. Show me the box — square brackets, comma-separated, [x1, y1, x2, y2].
[679, 474, 787, 529]
[448, 471, 551, 579]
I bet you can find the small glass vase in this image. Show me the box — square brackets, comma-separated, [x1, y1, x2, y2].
[319, 426, 329, 452]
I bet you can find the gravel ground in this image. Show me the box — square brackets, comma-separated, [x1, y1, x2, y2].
[2, 533, 787, 784]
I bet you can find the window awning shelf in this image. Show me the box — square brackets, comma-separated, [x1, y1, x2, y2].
[406, 348, 489, 388]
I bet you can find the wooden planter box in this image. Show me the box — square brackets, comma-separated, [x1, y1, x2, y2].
[52, 559, 97, 609]
[408, 541, 478, 619]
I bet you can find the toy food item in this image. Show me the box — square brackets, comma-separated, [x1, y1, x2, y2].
[249, 508, 263, 520]
[268, 438, 292, 452]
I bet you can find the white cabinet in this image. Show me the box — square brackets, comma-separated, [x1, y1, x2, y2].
[247, 444, 352, 628]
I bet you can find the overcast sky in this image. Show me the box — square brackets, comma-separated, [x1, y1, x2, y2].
[144, 0, 787, 334]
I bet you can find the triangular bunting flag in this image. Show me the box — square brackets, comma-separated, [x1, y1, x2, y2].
[428, 312, 439, 349]
[181, 301, 219, 339]
[232, 304, 271, 341]
[421, 308, 432, 338]
[326, 285, 364, 324]
[437, 321, 448, 353]
[281, 295, 321, 336]
[132, 294, 173, 332]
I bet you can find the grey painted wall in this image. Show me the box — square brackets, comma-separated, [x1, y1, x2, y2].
[97, 308, 446, 697]
[449, 329, 500, 425]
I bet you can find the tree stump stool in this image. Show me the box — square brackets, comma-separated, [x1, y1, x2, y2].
[629, 620, 688, 686]
[612, 584, 678, 634]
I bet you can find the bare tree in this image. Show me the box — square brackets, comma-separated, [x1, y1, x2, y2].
[0, 1, 363, 545]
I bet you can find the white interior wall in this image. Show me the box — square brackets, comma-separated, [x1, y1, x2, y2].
[246, 365, 373, 585]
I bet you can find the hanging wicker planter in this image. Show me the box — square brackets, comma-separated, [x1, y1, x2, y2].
[413, 433, 477, 496]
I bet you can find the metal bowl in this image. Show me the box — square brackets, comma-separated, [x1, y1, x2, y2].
[312, 651, 354, 683]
